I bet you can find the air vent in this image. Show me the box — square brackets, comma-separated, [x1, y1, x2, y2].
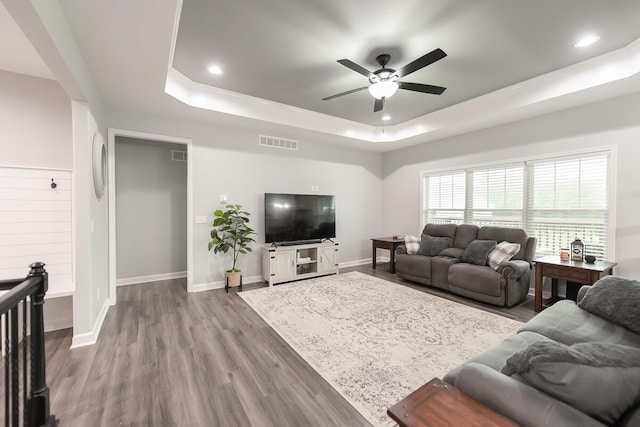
[172, 150, 187, 161]
[259, 135, 298, 151]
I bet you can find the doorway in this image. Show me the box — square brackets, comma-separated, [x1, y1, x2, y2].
[107, 129, 193, 306]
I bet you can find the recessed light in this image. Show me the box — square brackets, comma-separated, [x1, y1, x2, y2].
[574, 34, 600, 48]
[207, 65, 223, 75]
[382, 115, 391, 121]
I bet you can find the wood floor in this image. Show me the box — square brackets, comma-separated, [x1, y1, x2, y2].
[43, 264, 536, 426]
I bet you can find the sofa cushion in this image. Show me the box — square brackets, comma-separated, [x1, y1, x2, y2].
[487, 241, 521, 270]
[478, 226, 529, 260]
[502, 341, 640, 424]
[444, 331, 550, 385]
[403, 234, 420, 254]
[578, 276, 640, 335]
[418, 234, 452, 256]
[461, 239, 496, 265]
[519, 300, 640, 347]
[453, 224, 479, 249]
[422, 223, 457, 240]
[448, 263, 503, 297]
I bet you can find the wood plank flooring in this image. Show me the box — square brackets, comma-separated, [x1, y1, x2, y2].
[43, 264, 535, 426]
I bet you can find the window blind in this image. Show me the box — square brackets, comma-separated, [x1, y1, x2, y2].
[467, 164, 524, 228]
[526, 152, 609, 258]
[422, 170, 465, 225]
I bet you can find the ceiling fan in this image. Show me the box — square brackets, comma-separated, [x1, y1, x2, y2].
[322, 48, 447, 112]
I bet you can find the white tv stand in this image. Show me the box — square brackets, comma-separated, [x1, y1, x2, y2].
[261, 241, 339, 286]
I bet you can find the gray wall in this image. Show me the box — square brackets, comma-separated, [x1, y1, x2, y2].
[115, 137, 187, 279]
[0, 70, 71, 169]
[106, 109, 384, 286]
[382, 90, 640, 278]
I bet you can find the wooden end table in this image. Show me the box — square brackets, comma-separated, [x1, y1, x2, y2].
[387, 378, 517, 427]
[534, 255, 617, 312]
[371, 237, 405, 274]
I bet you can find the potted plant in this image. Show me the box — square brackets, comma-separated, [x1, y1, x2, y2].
[208, 204, 256, 291]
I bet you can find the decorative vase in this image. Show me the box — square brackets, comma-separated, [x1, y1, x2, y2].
[225, 271, 242, 288]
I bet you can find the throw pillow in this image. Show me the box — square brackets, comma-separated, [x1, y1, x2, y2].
[418, 234, 452, 257]
[460, 240, 496, 266]
[501, 341, 640, 424]
[403, 235, 420, 255]
[578, 276, 640, 335]
[487, 241, 521, 270]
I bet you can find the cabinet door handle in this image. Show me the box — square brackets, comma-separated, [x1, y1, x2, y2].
[320, 256, 323, 262]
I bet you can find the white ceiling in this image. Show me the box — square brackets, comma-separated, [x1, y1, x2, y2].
[0, 1, 53, 80]
[14, 0, 640, 151]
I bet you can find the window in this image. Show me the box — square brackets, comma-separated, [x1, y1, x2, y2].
[423, 170, 465, 224]
[526, 153, 609, 258]
[422, 150, 611, 258]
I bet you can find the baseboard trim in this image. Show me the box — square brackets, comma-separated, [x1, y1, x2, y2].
[117, 271, 187, 286]
[70, 298, 110, 349]
[190, 274, 263, 293]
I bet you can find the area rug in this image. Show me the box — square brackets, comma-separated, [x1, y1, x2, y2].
[239, 272, 522, 426]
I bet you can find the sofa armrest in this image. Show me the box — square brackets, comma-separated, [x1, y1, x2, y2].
[577, 285, 592, 303]
[454, 363, 604, 427]
[496, 259, 531, 279]
[396, 245, 407, 255]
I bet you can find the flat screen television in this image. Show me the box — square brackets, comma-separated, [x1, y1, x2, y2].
[264, 193, 336, 244]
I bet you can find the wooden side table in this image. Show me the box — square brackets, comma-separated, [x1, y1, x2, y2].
[534, 255, 617, 312]
[371, 237, 405, 274]
[387, 378, 517, 427]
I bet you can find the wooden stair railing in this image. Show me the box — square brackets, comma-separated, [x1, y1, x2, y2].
[0, 262, 56, 427]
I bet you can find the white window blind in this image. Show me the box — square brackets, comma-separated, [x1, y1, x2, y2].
[423, 170, 465, 224]
[467, 164, 524, 228]
[526, 152, 609, 258]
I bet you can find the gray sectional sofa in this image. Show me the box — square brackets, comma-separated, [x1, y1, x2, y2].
[443, 276, 640, 426]
[396, 223, 536, 307]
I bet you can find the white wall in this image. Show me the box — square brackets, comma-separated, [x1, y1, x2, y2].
[0, 70, 71, 169]
[382, 91, 640, 278]
[106, 109, 384, 287]
[115, 137, 187, 280]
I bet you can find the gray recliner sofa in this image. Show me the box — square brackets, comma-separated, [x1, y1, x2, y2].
[396, 223, 536, 307]
[443, 277, 640, 426]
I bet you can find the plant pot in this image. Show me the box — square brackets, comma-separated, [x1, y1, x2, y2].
[226, 270, 242, 290]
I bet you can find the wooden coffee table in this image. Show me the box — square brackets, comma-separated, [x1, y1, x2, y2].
[534, 255, 617, 312]
[388, 378, 517, 427]
[371, 237, 405, 274]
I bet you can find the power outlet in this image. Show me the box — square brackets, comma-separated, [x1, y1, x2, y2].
[195, 216, 207, 224]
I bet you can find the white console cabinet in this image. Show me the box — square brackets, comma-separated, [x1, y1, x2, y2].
[261, 241, 339, 286]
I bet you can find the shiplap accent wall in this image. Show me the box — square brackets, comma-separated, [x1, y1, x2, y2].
[0, 166, 73, 297]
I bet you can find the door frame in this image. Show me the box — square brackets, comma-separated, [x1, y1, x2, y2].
[107, 128, 194, 306]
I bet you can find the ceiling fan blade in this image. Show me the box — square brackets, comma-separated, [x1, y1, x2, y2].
[374, 97, 385, 112]
[394, 48, 447, 78]
[322, 86, 368, 101]
[399, 82, 446, 95]
[337, 59, 374, 79]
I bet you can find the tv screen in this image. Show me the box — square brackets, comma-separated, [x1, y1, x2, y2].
[264, 193, 336, 244]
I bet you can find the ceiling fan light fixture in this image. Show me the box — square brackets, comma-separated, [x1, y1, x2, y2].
[368, 81, 399, 99]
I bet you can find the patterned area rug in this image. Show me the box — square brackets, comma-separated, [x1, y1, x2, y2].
[239, 271, 522, 426]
